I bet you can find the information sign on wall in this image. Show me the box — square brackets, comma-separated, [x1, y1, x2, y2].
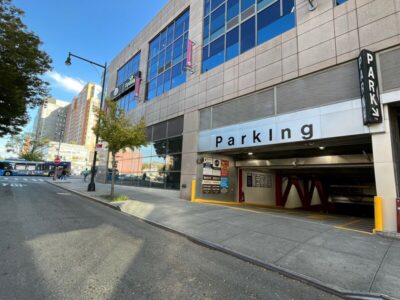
[247, 172, 272, 188]
[358, 49, 382, 125]
[202, 157, 222, 194]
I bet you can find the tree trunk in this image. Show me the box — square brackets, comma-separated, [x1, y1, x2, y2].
[111, 153, 116, 199]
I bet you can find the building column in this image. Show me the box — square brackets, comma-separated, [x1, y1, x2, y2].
[371, 105, 398, 233]
[180, 111, 200, 200]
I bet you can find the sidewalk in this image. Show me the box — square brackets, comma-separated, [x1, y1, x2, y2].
[50, 179, 400, 299]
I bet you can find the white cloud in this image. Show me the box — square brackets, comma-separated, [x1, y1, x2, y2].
[47, 71, 86, 94]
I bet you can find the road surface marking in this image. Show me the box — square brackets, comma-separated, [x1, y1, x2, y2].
[39, 179, 44, 182]
[57, 192, 71, 195]
[32, 179, 37, 182]
[23, 178, 27, 181]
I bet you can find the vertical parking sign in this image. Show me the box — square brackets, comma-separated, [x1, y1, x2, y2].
[358, 49, 383, 125]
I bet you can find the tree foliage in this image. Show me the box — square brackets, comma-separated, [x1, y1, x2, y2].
[0, 0, 52, 137]
[93, 99, 147, 197]
[20, 151, 43, 162]
[5, 132, 48, 160]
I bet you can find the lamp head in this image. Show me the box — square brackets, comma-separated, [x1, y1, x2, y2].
[65, 54, 72, 66]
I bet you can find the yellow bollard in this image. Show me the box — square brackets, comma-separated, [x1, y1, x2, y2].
[191, 179, 196, 202]
[374, 196, 383, 232]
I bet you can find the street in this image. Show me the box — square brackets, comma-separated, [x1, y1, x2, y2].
[0, 176, 340, 299]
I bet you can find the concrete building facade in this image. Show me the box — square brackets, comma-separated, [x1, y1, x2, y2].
[63, 83, 101, 148]
[33, 97, 69, 142]
[104, 0, 400, 234]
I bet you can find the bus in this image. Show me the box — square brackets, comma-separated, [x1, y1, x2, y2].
[0, 159, 71, 177]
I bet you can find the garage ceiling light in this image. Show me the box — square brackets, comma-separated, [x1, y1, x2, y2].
[319, 146, 325, 150]
[248, 152, 253, 156]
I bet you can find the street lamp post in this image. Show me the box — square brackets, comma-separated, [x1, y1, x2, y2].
[65, 52, 107, 192]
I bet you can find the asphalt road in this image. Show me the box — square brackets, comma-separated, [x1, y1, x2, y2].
[0, 176, 340, 300]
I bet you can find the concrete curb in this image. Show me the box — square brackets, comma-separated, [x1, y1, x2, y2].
[47, 181, 395, 300]
[47, 181, 121, 212]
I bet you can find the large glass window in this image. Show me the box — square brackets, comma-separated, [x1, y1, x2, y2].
[226, 26, 239, 61]
[202, 0, 296, 73]
[113, 136, 183, 190]
[146, 9, 189, 100]
[227, 0, 239, 20]
[117, 90, 136, 113]
[336, 0, 348, 5]
[116, 52, 141, 87]
[210, 4, 225, 40]
[241, 17, 255, 53]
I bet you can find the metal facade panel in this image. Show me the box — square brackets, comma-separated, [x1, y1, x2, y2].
[200, 107, 212, 130]
[153, 121, 167, 141]
[167, 116, 184, 137]
[199, 88, 275, 130]
[276, 61, 360, 114]
[380, 48, 400, 92]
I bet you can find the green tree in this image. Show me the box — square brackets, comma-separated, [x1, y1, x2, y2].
[0, 0, 52, 137]
[20, 152, 43, 161]
[93, 99, 147, 198]
[5, 132, 48, 159]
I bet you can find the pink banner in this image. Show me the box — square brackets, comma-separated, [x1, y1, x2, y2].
[134, 76, 141, 97]
[187, 39, 193, 69]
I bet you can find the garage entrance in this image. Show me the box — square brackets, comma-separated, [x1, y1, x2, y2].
[234, 136, 376, 221]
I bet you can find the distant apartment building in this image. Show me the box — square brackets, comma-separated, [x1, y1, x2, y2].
[33, 97, 69, 142]
[63, 83, 101, 149]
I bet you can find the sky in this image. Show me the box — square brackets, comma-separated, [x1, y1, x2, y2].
[0, 0, 169, 158]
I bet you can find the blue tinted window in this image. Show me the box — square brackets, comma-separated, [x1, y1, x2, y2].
[203, 16, 210, 44]
[171, 62, 185, 89]
[282, 0, 294, 15]
[156, 74, 164, 96]
[167, 24, 174, 45]
[201, 0, 296, 74]
[158, 50, 165, 74]
[241, 0, 254, 12]
[257, 0, 277, 11]
[149, 56, 158, 80]
[258, 4, 294, 45]
[165, 45, 172, 69]
[147, 10, 189, 100]
[211, 0, 224, 10]
[336, 0, 347, 5]
[202, 46, 210, 73]
[227, 0, 239, 20]
[202, 35, 224, 72]
[210, 4, 225, 40]
[160, 30, 167, 50]
[164, 69, 171, 93]
[116, 52, 141, 86]
[226, 27, 239, 61]
[257, 0, 280, 44]
[148, 79, 157, 100]
[149, 36, 160, 58]
[241, 16, 255, 53]
[173, 36, 183, 65]
[128, 92, 134, 111]
[174, 10, 189, 40]
[204, 0, 211, 15]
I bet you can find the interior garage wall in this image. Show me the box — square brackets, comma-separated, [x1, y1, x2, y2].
[242, 170, 275, 206]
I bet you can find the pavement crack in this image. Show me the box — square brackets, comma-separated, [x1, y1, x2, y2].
[368, 238, 394, 293]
